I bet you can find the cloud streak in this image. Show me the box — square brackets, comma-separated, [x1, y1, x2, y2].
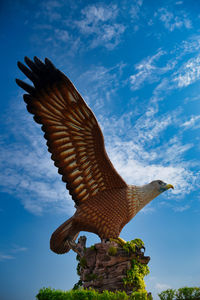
[130, 50, 175, 91]
[173, 54, 200, 88]
[155, 7, 192, 31]
[182, 115, 200, 129]
[75, 4, 125, 49]
[0, 245, 27, 262]
[0, 253, 14, 262]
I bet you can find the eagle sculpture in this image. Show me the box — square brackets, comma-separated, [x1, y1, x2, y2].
[16, 57, 174, 254]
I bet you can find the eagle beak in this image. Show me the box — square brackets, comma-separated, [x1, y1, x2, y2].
[165, 184, 174, 190]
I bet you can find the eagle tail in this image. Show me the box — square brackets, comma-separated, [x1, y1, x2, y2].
[50, 218, 79, 254]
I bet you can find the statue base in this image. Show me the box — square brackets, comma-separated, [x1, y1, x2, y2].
[70, 236, 150, 295]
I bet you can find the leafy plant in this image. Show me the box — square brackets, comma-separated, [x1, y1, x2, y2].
[36, 287, 152, 300]
[108, 246, 118, 256]
[123, 258, 150, 292]
[158, 289, 176, 300]
[123, 239, 145, 254]
[85, 273, 98, 281]
[158, 287, 200, 300]
[176, 287, 200, 299]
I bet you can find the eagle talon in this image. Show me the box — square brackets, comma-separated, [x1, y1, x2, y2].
[102, 238, 110, 244]
[110, 237, 127, 246]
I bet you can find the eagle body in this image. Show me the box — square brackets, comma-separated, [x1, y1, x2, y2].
[16, 57, 174, 254]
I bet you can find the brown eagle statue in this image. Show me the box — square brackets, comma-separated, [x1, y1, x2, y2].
[16, 57, 174, 254]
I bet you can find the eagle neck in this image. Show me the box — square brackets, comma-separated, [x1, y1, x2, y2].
[127, 184, 159, 220]
[126, 185, 140, 220]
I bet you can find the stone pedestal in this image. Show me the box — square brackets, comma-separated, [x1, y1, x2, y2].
[71, 236, 150, 295]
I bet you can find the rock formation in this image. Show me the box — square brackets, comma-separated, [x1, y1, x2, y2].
[71, 236, 150, 295]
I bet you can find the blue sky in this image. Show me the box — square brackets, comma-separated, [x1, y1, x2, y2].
[0, 0, 200, 299]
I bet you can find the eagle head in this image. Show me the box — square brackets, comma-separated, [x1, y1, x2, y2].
[150, 180, 174, 193]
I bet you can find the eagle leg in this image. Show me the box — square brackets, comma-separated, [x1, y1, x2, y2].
[66, 235, 86, 256]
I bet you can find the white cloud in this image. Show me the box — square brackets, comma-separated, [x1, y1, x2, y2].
[155, 7, 192, 31]
[182, 115, 200, 128]
[0, 245, 28, 262]
[100, 111, 196, 197]
[54, 29, 69, 43]
[130, 50, 175, 91]
[77, 63, 125, 109]
[75, 4, 125, 49]
[0, 253, 15, 262]
[37, 0, 63, 22]
[173, 55, 200, 87]
[130, 0, 143, 20]
[133, 110, 173, 144]
[148, 39, 200, 103]
[141, 205, 155, 214]
[108, 141, 194, 196]
[155, 282, 171, 291]
[11, 245, 28, 253]
[173, 204, 190, 212]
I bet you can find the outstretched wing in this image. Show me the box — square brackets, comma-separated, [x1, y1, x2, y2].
[16, 57, 127, 205]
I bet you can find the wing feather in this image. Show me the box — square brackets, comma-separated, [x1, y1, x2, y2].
[16, 57, 127, 205]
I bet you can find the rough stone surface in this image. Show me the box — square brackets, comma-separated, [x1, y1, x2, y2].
[72, 236, 150, 295]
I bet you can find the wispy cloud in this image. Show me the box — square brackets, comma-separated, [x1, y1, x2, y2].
[0, 245, 27, 262]
[0, 253, 15, 262]
[146, 37, 200, 103]
[155, 282, 171, 291]
[173, 54, 200, 88]
[36, 0, 63, 22]
[155, 7, 192, 31]
[181, 115, 200, 129]
[130, 0, 143, 20]
[33, 2, 126, 54]
[100, 111, 196, 197]
[11, 245, 28, 253]
[173, 204, 190, 212]
[76, 62, 126, 110]
[75, 4, 125, 49]
[107, 140, 195, 196]
[130, 50, 175, 91]
[179, 35, 200, 55]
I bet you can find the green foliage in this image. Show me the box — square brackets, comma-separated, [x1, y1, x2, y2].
[90, 245, 96, 251]
[75, 255, 87, 279]
[158, 287, 200, 300]
[36, 287, 152, 300]
[123, 239, 144, 254]
[123, 259, 150, 292]
[76, 255, 81, 276]
[130, 291, 151, 300]
[73, 280, 83, 290]
[80, 257, 87, 268]
[108, 246, 117, 256]
[176, 287, 200, 299]
[158, 289, 176, 300]
[85, 273, 98, 281]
